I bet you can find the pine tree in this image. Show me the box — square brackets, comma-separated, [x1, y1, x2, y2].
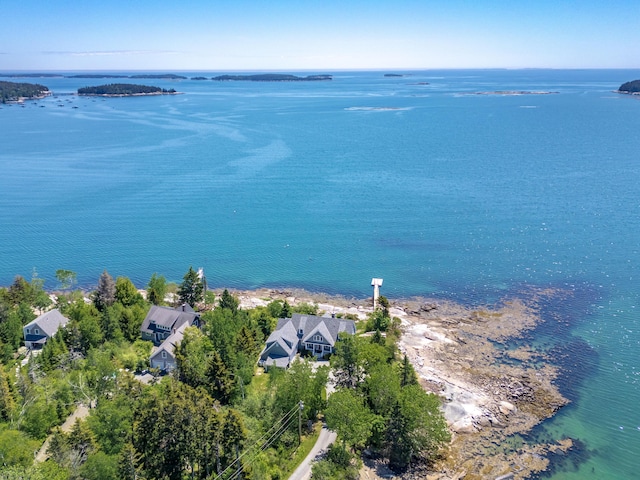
[281, 300, 292, 318]
[218, 289, 239, 313]
[400, 354, 418, 387]
[177, 266, 203, 308]
[68, 418, 97, 468]
[221, 409, 246, 473]
[205, 350, 235, 404]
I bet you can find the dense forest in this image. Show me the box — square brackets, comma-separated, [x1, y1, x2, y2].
[212, 74, 332, 82]
[619, 79, 640, 93]
[77, 84, 176, 95]
[0, 268, 449, 479]
[0, 81, 49, 103]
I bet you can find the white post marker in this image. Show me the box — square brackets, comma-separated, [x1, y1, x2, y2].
[371, 278, 383, 309]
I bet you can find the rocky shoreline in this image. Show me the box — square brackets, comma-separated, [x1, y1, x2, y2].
[228, 287, 570, 480]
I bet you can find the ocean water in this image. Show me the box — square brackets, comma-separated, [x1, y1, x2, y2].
[1, 69, 640, 477]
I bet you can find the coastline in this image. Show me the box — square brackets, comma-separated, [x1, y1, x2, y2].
[77, 91, 182, 97]
[3, 91, 51, 104]
[226, 287, 570, 479]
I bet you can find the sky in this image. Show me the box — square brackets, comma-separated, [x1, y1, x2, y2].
[1, 0, 639, 71]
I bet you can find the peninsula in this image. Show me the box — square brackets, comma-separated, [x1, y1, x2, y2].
[0, 80, 50, 103]
[211, 73, 332, 81]
[77, 83, 178, 96]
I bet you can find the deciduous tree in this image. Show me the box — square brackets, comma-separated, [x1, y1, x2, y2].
[325, 388, 375, 450]
[146, 273, 167, 306]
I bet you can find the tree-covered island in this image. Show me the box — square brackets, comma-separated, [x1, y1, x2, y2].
[77, 83, 177, 96]
[0, 81, 50, 103]
[212, 73, 332, 81]
[618, 79, 640, 94]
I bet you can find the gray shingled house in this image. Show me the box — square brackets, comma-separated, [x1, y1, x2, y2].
[23, 309, 69, 349]
[140, 304, 200, 346]
[141, 305, 201, 372]
[149, 322, 191, 371]
[258, 313, 356, 369]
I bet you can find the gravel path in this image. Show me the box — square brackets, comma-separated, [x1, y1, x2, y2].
[34, 403, 90, 463]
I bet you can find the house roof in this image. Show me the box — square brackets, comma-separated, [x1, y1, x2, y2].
[291, 314, 356, 344]
[24, 309, 69, 337]
[150, 322, 189, 361]
[262, 356, 292, 369]
[141, 305, 199, 333]
[258, 313, 356, 367]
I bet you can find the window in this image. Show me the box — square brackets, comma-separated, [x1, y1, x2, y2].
[34, 328, 40, 335]
[26, 328, 30, 334]
[298, 329, 303, 335]
[313, 335, 322, 342]
[161, 351, 167, 358]
[324, 345, 331, 351]
[306, 343, 313, 350]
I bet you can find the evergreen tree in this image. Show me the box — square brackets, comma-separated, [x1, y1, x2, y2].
[117, 442, 142, 480]
[93, 270, 116, 311]
[218, 288, 239, 313]
[100, 306, 124, 342]
[400, 354, 418, 387]
[177, 266, 203, 307]
[281, 300, 292, 318]
[371, 329, 384, 346]
[221, 409, 246, 472]
[68, 418, 97, 469]
[331, 333, 363, 389]
[255, 310, 273, 339]
[205, 350, 235, 404]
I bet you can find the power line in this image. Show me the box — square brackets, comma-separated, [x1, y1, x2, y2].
[215, 405, 299, 480]
[213, 403, 300, 480]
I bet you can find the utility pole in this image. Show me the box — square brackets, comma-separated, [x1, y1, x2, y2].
[298, 400, 304, 444]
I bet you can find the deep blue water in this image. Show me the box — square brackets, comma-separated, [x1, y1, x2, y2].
[2, 69, 640, 477]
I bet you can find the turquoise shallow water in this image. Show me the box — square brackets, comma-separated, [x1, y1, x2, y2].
[1, 69, 640, 477]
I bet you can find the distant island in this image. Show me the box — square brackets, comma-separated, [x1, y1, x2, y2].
[211, 74, 332, 82]
[468, 90, 559, 96]
[71, 74, 187, 80]
[0, 73, 63, 78]
[617, 79, 640, 94]
[0, 80, 50, 103]
[77, 83, 178, 96]
[1, 73, 187, 80]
